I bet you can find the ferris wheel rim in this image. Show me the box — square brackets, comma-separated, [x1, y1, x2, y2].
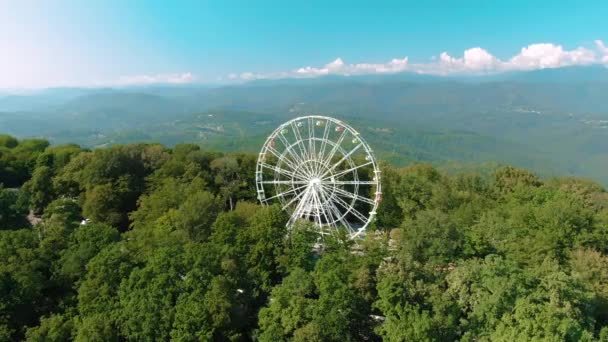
[255, 115, 382, 238]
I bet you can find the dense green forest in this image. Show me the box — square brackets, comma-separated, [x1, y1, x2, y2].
[2, 133, 608, 341]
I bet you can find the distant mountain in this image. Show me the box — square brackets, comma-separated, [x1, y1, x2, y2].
[57, 92, 194, 127]
[1, 65, 608, 184]
[499, 65, 608, 83]
[243, 65, 608, 85]
[186, 78, 608, 118]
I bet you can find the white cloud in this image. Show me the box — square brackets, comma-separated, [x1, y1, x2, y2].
[230, 39, 608, 80]
[429, 43, 596, 74]
[296, 66, 329, 76]
[434, 47, 500, 74]
[326, 57, 345, 70]
[295, 58, 346, 76]
[244, 57, 410, 80]
[465, 48, 500, 69]
[114, 72, 195, 86]
[507, 43, 596, 70]
[352, 57, 409, 74]
[595, 40, 608, 54]
[596, 40, 608, 63]
[239, 72, 273, 80]
[239, 72, 255, 80]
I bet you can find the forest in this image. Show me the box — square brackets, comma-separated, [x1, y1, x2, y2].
[1, 132, 608, 341]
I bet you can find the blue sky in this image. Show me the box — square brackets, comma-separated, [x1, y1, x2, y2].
[1, 0, 607, 88]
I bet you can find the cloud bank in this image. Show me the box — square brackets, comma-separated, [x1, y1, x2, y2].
[113, 72, 195, 86]
[230, 40, 608, 81]
[596, 40, 608, 63]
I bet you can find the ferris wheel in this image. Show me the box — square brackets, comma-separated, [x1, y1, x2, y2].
[255, 115, 382, 238]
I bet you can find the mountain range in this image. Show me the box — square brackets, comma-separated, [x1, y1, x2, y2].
[1, 65, 608, 183]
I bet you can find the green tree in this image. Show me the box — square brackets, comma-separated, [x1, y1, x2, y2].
[279, 222, 319, 273]
[0, 186, 29, 229]
[116, 242, 236, 341]
[0, 135, 18, 148]
[77, 242, 138, 340]
[74, 314, 120, 342]
[129, 177, 198, 230]
[393, 164, 444, 219]
[0, 229, 46, 340]
[375, 163, 404, 229]
[445, 255, 526, 341]
[492, 165, 542, 195]
[171, 275, 239, 340]
[24, 313, 75, 342]
[57, 223, 120, 283]
[569, 248, 608, 333]
[244, 205, 288, 293]
[400, 209, 464, 264]
[81, 176, 141, 229]
[490, 260, 596, 341]
[24, 165, 54, 214]
[211, 156, 241, 211]
[375, 255, 458, 341]
[42, 198, 82, 230]
[257, 268, 316, 342]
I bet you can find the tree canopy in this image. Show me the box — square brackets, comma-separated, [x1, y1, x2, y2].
[1, 134, 608, 341]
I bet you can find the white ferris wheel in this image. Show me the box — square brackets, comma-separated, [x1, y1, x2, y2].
[255, 115, 382, 238]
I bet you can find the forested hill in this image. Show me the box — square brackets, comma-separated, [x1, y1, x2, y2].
[3, 66, 608, 185]
[2, 134, 608, 341]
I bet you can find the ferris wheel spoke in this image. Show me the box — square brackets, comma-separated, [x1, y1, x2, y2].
[318, 186, 342, 222]
[300, 189, 317, 222]
[264, 183, 309, 201]
[321, 197, 346, 230]
[282, 185, 310, 211]
[318, 203, 334, 228]
[310, 188, 325, 227]
[274, 128, 292, 150]
[318, 191, 337, 229]
[317, 186, 339, 226]
[332, 193, 370, 224]
[275, 132, 313, 177]
[330, 186, 376, 206]
[317, 120, 332, 171]
[291, 120, 310, 160]
[326, 180, 376, 185]
[320, 189, 355, 233]
[323, 161, 374, 181]
[321, 128, 348, 168]
[320, 143, 362, 179]
[288, 189, 310, 225]
[290, 122, 311, 163]
[275, 132, 312, 177]
[308, 118, 317, 172]
[293, 141, 316, 177]
[260, 162, 306, 181]
[260, 180, 309, 185]
[266, 145, 300, 172]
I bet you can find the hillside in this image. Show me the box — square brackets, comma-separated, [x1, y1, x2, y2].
[1, 66, 608, 184]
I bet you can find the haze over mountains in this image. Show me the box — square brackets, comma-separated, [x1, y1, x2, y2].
[2, 65, 608, 183]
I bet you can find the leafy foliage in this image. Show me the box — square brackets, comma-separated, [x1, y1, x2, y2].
[0, 134, 608, 341]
